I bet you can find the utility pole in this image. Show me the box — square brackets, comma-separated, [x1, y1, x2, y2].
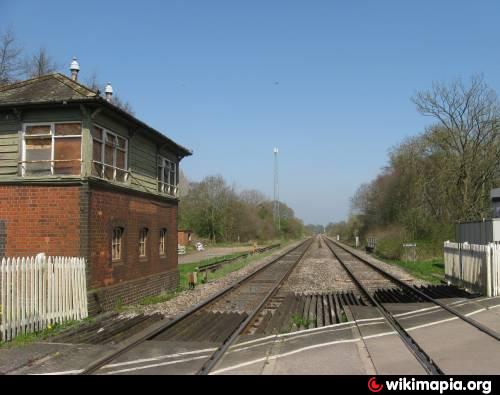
[273, 147, 280, 232]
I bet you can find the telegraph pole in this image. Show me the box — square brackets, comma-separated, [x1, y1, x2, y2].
[273, 148, 280, 231]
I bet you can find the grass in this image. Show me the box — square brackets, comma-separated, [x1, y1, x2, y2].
[375, 255, 445, 284]
[0, 317, 94, 349]
[202, 241, 255, 248]
[290, 314, 314, 329]
[137, 291, 179, 306]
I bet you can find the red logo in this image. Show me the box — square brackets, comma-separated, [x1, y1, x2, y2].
[368, 377, 384, 393]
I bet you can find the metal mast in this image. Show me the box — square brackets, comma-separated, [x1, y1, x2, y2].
[273, 148, 280, 231]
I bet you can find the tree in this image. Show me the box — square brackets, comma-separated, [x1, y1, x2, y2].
[84, 72, 135, 115]
[178, 170, 191, 197]
[85, 71, 100, 92]
[111, 94, 135, 116]
[412, 75, 500, 220]
[179, 174, 305, 242]
[23, 47, 58, 78]
[339, 75, 500, 258]
[0, 29, 22, 85]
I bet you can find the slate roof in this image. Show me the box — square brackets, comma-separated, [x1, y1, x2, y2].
[0, 74, 192, 157]
[0, 73, 98, 105]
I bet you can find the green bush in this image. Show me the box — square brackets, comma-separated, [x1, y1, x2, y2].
[376, 237, 403, 259]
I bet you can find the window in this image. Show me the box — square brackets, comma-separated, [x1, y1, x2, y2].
[92, 125, 128, 182]
[159, 228, 167, 256]
[22, 123, 82, 176]
[157, 156, 177, 196]
[139, 228, 148, 257]
[112, 227, 123, 261]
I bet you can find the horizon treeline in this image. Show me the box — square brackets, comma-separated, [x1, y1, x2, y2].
[326, 75, 500, 259]
[178, 174, 305, 243]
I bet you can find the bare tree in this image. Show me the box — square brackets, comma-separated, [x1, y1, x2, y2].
[0, 29, 23, 85]
[23, 47, 58, 78]
[111, 94, 135, 115]
[239, 189, 267, 206]
[178, 170, 191, 197]
[84, 71, 135, 115]
[85, 71, 101, 92]
[412, 75, 500, 220]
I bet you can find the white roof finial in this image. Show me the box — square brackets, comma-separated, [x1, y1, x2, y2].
[70, 57, 80, 81]
[105, 82, 113, 102]
[70, 57, 80, 71]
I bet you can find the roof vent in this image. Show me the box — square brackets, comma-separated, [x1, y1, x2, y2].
[70, 57, 80, 81]
[105, 82, 113, 102]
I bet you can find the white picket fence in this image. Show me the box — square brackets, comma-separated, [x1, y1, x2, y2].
[444, 241, 500, 297]
[0, 256, 88, 341]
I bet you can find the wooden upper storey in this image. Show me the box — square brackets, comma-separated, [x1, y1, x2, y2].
[0, 74, 191, 199]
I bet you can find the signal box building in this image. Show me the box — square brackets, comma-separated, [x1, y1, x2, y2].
[0, 62, 191, 313]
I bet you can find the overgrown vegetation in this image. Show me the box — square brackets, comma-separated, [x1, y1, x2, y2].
[327, 75, 500, 260]
[179, 175, 305, 243]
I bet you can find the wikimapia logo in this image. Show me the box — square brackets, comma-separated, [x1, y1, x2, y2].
[368, 377, 384, 393]
[367, 377, 492, 394]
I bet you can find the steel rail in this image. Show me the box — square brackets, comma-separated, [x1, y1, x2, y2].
[80, 238, 311, 375]
[196, 237, 314, 375]
[323, 237, 443, 375]
[328, 237, 500, 342]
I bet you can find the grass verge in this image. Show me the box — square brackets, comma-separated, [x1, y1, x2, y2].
[375, 255, 445, 284]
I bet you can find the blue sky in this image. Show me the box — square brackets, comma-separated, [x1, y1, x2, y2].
[2, 1, 500, 225]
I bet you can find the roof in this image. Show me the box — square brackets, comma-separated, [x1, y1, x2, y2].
[0, 73, 192, 157]
[0, 73, 98, 104]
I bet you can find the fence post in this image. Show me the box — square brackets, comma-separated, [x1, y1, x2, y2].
[1, 258, 5, 341]
[486, 243, 492, 297]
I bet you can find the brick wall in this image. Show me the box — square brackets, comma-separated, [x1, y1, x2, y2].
[0, 185, 81, 257]
[87, 269, 179, 315]
[0, 183, 180, 313]
[88, 185, 179, 290]
[0, 220, 6, 257]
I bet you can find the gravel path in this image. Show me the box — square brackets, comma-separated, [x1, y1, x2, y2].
[132, 241, 303, 319]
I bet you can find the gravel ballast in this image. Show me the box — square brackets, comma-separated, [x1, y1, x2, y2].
[281, 236, 428, 294]
[132, 240, 304, 319]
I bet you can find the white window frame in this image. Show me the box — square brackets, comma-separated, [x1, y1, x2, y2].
[112, 227, 123, 261]
[21, 122, 83, 177]
[92, 124, 129, 182]
[139, 228, 148, 258]
[158, 156, 177, 197]
[159, 228, 166, 256]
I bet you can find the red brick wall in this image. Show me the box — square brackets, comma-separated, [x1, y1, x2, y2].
[89, 186, 178, 289]
[178, 230, 192, 246]
[0, 185, 81, 257]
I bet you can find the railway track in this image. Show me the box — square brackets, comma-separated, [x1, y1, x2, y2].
[322, 236, 500, 375]
[79, 238, 314, 375]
